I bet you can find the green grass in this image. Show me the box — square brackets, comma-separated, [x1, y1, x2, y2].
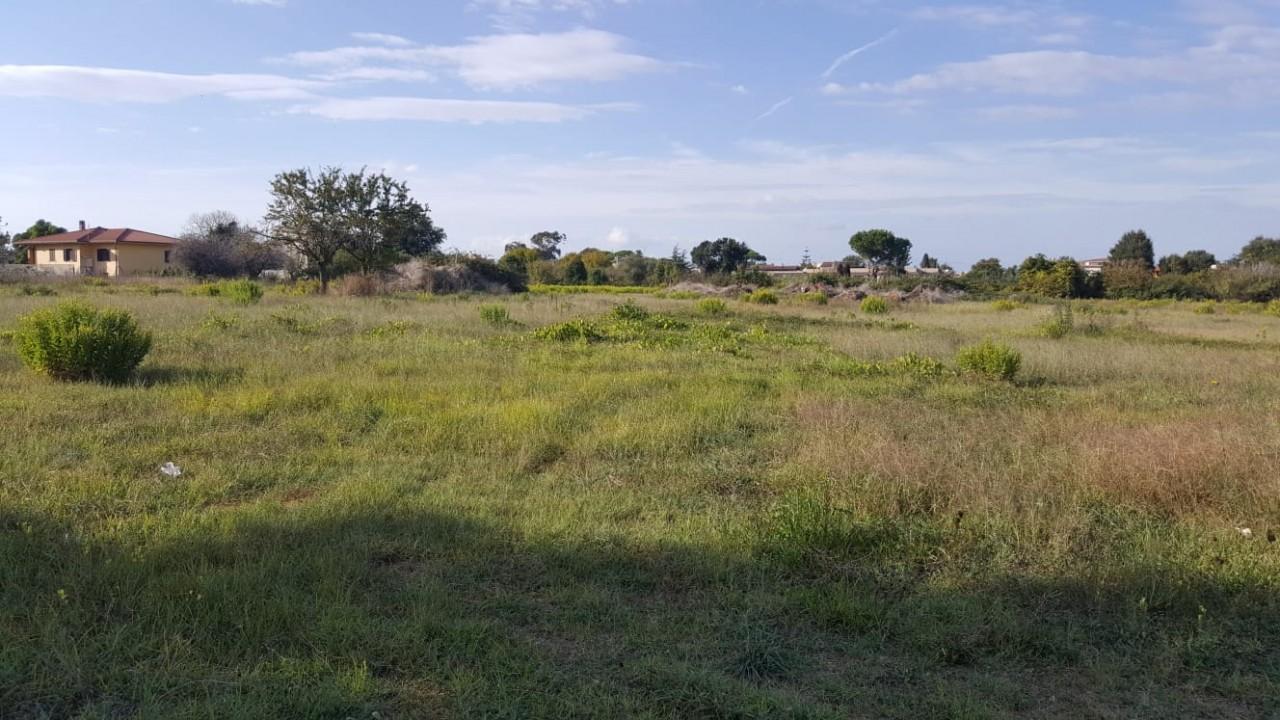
[1, 283, 1278, 718]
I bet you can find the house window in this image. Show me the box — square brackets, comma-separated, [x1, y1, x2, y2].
[48, 249, 56, 262]
[97, 248, 111, 262]
[164, 250, 172, 263]
[63, 248, 75, 262]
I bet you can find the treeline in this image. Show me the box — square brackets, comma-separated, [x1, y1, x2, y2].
[963, 231, 1280, 302]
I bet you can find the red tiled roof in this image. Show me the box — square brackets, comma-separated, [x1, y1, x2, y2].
[14, 227, 179, 246]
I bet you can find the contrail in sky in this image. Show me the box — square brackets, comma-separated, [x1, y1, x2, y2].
[822, 29, 898, 78]
[754, 96, 793, 121]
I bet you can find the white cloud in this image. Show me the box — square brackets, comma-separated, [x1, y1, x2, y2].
[284, 30, 663, 91]
[0, 64, 323, 103]
[977, 104, 1078, 121]
[731, 84, 749, 95]
[318, 67, 435, 83]
[290, 96, 604, 123]
[468, 0, 631, 31]
[911, 5, 1037, 26]
[605, 226, 629, 245]
[351, 32, 413, 47]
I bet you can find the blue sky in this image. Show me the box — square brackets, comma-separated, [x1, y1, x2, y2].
[1, 0, 1278, 266]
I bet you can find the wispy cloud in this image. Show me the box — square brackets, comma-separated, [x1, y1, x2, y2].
[754, 96, 793, 121]
[467, 0, 631, 31]
[350, 32, 413, 47]
[290, 96, 609, 123]
[284, 30, 664, 91]
[821, 29, 897, 79]
[0, 64, 323, 102]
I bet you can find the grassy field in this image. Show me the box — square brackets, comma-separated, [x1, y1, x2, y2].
[1, 282, 1278, 719]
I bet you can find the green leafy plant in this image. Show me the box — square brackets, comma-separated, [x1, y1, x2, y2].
[14, 302, 152, 383]
[955, 340, 1022, 381]
[796, 291, 829, 305]
[1193, 302, 1217, 315]
[479, 304, 516, 326]
[860, 296, 889, 315]
[990, 299, 1022, 312]
[743, 289, 779, 305]
[695, 298, 729, 316]
[189, 279, 264, 305]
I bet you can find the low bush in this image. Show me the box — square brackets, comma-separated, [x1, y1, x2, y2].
[795, 291, 829, 305]
[1193, 302, 1217, 315]
[990, 299, 1022, 312]
[743, 289, 779, 305]
[695, 298, 730, 316]
[1266, 300, 1280, 318]
[335, 273, 389, 297]
[17, 284, 57, 297]
[189, 279, 264, 305]
[955, 340, 1021, 381]
[479, 304, 516, 326]
[860, 296, 889, 315]
[14, 302, 152, 383]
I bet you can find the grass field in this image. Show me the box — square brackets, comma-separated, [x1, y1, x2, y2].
[2, 282, 1278, 719]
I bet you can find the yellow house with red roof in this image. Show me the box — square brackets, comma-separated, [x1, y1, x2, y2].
[15, 222, 178, 278]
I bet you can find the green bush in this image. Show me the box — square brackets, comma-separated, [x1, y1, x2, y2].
[1265, 300, 1280, 318]
[610, 301, 651, 321]
[1193, 302, 1217, 315]
[860, 296, 889, 315]
[742, 289, 779, 305]
[479, 304, 515, 326]
[990, 299, 1021, 312]
[955, 340, 1021, 381]
[695, 298, 729, 316]
[190, 279, 264, 305]
[795, 291, 829, 305]
[14, 302, 152, 383]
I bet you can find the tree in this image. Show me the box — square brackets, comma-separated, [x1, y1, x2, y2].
[920, 253, 939, 269]
[842, 254, 866, 268]
[1018, 254, 1054, 275]
[0, 216, 12, 264]
[1237, 236, 1280, 266]
[529, 231, 565, 260]
[1109, 229, 1155, 270]
[690, 238, 765, 274]
[563, 256, 588, 284]
[668, 246, 691, 271]
[1018, 257, 1089, 298]
[9, 219, 67, 265]
[264, 167, 443, 291]
[1158, 250, 1217, 275]
[498, 243, 542, 279]
[175, 211, 283, 278]
[849, 229, 912, 271]
[342, 170, 444, 274]
[966, 258, 1013, 291]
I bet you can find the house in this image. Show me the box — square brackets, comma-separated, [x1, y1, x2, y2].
[758, 264, 809, 280]
[16, 222, 178, 277]
[1081, 258, 1109, 275]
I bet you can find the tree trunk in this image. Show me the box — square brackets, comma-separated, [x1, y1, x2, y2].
[319, 266, 330, 293]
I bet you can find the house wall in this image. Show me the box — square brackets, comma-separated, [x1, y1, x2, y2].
[29, 245, 83, 276]
[115, 244, 173, 275]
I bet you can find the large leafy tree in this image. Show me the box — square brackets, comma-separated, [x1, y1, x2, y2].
[1109, 230, 1155, 269]
[265, 167, 443, 290]
[1158, 250, 1217, 275]
[1237, 236, 1280, 265]
[690, 238, 765, 274]
[529, 231, 565, 260]
[849, 229, 911, 270]
[8, 219, 67, 264]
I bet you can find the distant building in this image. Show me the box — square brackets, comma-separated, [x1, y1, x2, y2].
[758, 264, 808, 279]
[16, 222, 178, 277]
[1081, 258, 1109, 275]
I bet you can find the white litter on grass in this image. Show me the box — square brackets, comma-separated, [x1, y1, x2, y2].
[160, 462, 183, 478]
[1236, 527, 1252, 538]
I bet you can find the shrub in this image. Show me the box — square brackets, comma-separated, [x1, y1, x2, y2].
[1037, 304, 1074, 338]
[955, 340, 1021, 381]
[990, 299, 1021, 312]
[335, 273, 388, 297]
[796, 291, 829, 305]
[533, 319, 604, 342]
[189, 279, 264, 305]
[695, 298, 729, 316]
[14, 302, 152, 383]
[1265, 300, 1280, 318]
[743, 289, 779, 305]
[17, 285, 57, 297]
[479, 304, 515, 326]
[277, 279, 323, 297]
[860, 296, 889, 315]
[610, 301, 651, 321]
[1193, 302, 1217, 315]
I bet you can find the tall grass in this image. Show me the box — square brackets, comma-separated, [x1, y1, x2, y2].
[0, 285, 1277, 718]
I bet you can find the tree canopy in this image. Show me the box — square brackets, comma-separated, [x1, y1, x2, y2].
[690, 238, 765, 274]
[264, 167, 443, 290]
[1158, 250, 1217, 275]
[1109, 230, 1155, 269]
[849, 229, 911, 270]
[1237, 236, 1280, 266]
[176, 211, 282, 278]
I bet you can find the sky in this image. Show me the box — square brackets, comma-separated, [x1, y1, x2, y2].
[1, 0, 1278, 267]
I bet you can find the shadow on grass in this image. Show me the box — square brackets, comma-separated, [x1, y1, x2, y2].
[2, 502, 1277, 719]
[134, 365, 246, 387]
